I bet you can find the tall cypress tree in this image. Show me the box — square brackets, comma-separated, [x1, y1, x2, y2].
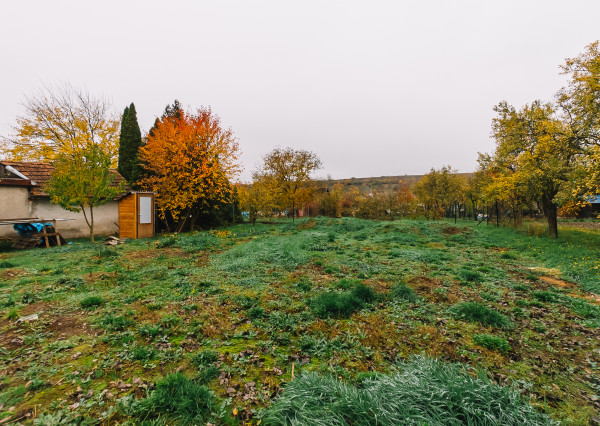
[117, 103, 143, 187]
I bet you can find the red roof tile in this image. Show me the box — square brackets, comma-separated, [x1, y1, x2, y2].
[1, 161, 129, 197]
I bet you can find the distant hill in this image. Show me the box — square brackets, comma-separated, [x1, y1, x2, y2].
[319, 173, 474, 194]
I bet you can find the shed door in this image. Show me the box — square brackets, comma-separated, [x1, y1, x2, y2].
[136, 194, 154, 238]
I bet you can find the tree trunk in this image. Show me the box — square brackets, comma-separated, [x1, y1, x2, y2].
[175, 207, 191, 233]
[495, 200, 500, 227]
[542, 195, 558, 238]
[292, 200, 295, 222]
[90, 206, 95, 243]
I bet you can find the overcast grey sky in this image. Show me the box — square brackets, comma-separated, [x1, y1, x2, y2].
[1, 0, 599, 181]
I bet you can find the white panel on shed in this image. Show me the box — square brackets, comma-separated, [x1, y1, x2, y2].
[139, 196, 152, 224]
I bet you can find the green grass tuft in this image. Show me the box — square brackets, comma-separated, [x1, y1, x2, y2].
[261, 356, 553, 425]
[473, 333, 511, 353]
[449, 302, 513, 329]
[310, 284, 377, 319]
[390, 282, 418, 302]
[80, 296, 104, 309]
[137, 372, 216, 424]
[190, 349, 219, 367]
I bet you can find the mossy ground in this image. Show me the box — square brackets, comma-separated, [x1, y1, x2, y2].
[1, 218, 599, 424]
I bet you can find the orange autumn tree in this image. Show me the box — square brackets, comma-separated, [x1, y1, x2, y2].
[139, 106, 241, 231]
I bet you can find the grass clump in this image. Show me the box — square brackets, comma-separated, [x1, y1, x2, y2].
[310, 284, 377, 318]
[80, 296, 104, 309]
[449, 302, 513, 329]
[390, 282, 418, 303]
[136, 372, 216, 424]
[247, 306, 266, 319]
[99, 314, 134, 331]
[261, 356, 553, 425]
[531, 291, 556, 303]
[0, 261, 15, 268]
[457, 267, 483, 283]
[190, 349, 219, 367]
[473, 334, 511, 353]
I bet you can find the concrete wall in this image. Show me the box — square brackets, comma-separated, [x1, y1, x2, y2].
[30, 200, 119, 238]
[0, 187, 119, 239]
[0, 187, 32, 238]
[0, 186, 30, 219]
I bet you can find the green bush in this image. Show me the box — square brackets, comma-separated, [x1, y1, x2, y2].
[80, 296, 105, 309]
[449, 302, 513, 329]
[390, 282, 417, 303]
[473, 334, 511, 353]
[137, 372, 216, 424]
[261, 356, 553, 425]
[0, 261, 15, 268]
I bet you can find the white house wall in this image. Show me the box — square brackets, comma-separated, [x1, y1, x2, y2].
[0, 190, 119, 239]
[30, 200, 119, 238]
[0, 187, 30, 220]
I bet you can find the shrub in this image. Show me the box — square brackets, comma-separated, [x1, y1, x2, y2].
[390, 282, 418, 303]
[137, 372, 216, 424]
[261, 356, 553, 425]
[190, 349, 219, 367]
[0, 261, 15, 268]
[473, 334, 511, 353]
[449, 302, 513, 329]
[80, 296, 105, 309]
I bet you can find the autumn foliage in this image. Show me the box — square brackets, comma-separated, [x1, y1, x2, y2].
[139, 107, 240, 230]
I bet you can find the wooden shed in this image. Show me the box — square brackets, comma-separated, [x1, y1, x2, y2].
[118, 192, 155, 239]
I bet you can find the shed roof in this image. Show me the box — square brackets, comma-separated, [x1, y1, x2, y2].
[0, 161, 128, 197]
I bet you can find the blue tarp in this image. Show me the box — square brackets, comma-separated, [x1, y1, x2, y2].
[586, 195, 600, 204]
[13, 223, 53, 236]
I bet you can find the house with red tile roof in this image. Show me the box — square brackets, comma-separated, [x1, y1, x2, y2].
[0, 161, 129, 239]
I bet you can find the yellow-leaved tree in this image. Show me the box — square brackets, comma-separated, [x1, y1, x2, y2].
[257, 147, 322, 220]
[139, 106, 241, 232]
[1, 84, 119, 163]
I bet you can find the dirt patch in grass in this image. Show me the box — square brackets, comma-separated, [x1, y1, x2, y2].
[539, 275, 578, 289]
[1, 268, 26, 280]
[47, 314, 93, 338]
[297, 219, 317, 230]
[408, 275, 444, 294]
[443, 226, 467, 235]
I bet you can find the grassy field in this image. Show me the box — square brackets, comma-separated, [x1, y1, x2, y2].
[1, 217, 599, 424]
